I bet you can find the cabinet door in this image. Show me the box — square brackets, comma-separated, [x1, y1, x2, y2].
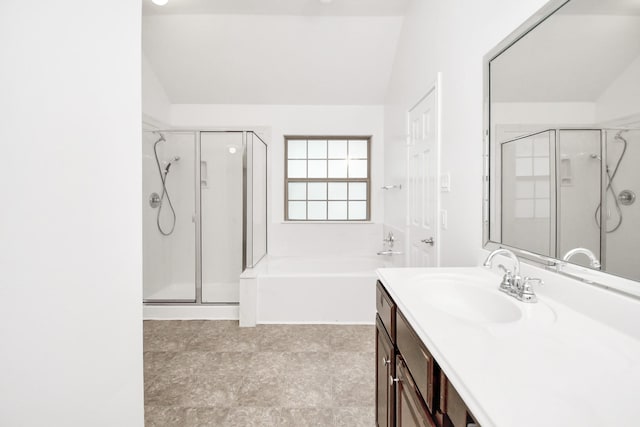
[440, 372, 478, 427]
[376, 317, 395, 427]
[396, 357, 437, 427]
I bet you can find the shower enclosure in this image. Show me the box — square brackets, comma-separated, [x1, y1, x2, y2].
[142, 130, 267, 304]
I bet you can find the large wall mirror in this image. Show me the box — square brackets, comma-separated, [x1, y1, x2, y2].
[484, 0, 640, 284]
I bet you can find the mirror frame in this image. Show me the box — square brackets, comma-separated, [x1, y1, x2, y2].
[482, 0, 640, 299]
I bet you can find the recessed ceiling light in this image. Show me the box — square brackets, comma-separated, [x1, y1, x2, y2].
[319, 0, 333, 4]
[152, 0, 168, 6]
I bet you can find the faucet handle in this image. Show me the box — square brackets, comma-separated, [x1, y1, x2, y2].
[518, 276, 543, 303]
[523, 277, 544, 287]
[498, 265, 514, 291]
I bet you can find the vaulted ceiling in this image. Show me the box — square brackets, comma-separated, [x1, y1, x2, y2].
[491, 14, 640, 103]
[142, 0, 407, 105]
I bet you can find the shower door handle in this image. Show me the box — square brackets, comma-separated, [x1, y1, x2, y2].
[200, 161, 208, 188]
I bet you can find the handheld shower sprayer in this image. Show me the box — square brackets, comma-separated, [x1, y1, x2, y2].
[163, 156, 181, 174]
[152, 134, 178, 236]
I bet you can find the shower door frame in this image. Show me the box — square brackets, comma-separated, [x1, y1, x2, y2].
[143, 129, 268, 306]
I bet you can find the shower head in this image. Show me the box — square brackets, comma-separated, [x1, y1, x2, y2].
[163, 156, 180, 174]
[153, 132, 166, 144]
[615, 130, 629, 142]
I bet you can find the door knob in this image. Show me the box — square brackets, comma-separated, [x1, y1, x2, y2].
[421, 237, 435, 246]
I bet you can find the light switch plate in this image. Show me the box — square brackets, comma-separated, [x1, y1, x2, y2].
[440, 173, 450, 192]
[440, 209, 448, 230]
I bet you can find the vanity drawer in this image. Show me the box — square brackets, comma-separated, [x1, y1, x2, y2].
[376, 281, 396, 341]
[396, 310, 435, 413]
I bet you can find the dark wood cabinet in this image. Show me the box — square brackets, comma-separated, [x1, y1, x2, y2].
[376, 281, 396, 340]
[376, 317, 395, 427]
[396, 356, 437, 427]
[396, 310, 436, 413]
[439, 373, 476, 427]
[375, 280, 480, 427]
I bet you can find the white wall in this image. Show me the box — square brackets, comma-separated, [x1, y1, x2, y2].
[0, 1, 143, 426]
[142, 53, 171, 125]
[492, 102, 596, 126]
[171, 104, 385, 257]
[596, 54, 640, 125]
[384, 0, 550, 267]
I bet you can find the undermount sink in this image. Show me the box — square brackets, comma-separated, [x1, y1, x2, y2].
[415, 276, 523, 323]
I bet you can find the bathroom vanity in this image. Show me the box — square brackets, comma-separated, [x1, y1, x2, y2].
[375, 0, 640, 424]
[375, 266, 640, 427]
[376, 275, 480, 427]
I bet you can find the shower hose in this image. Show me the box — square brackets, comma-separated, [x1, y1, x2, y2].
[594, 131, 628, 233]
[153, 137, 177, 236]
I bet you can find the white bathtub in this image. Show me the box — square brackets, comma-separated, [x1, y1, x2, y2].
[239, 255, 391, 326]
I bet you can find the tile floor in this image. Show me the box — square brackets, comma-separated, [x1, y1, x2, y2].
[144, 320, 376, 426]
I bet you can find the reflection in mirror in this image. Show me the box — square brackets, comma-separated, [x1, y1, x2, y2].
[602, 129, 640, 280]
[558, 130, 601, 267]
[485, 0, 640, 282]
[500, 130, 555, 256]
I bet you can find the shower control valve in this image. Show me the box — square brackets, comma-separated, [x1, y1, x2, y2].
[618, 190, 636, 206]
[149, 193, 161, 209]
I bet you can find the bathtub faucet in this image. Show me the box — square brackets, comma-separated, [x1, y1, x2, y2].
[378, 232, 403, 256]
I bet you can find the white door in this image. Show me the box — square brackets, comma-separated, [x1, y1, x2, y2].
[407, 79, 440, 267]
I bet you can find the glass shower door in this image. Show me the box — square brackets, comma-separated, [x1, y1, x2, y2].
[557, 129, 602, 267]
[142, 130, 196, 302]
[201, 132, 244, 303]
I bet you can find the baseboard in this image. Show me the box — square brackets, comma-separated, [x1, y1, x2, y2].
[143, 304, 239, 320]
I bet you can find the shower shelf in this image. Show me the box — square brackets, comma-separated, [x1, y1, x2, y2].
[381, 184, 402, 190]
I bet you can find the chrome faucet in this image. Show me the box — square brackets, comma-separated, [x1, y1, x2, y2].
[484, 248, 520, 284]
[562, 247, 601, 269]
[483, 248, 543, 303]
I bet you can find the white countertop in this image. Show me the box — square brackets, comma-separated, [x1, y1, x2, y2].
[377, 266, 640, 427]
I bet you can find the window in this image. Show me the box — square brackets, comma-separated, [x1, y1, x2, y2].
[285, 136, 371, 221]
[506, 132, 551, 219]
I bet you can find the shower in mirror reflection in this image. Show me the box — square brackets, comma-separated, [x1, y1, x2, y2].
[496, 128, 639, 279]
[594, 130, 629, 233]
[559, 128, 639, 279]
[599, 128, 640, 280]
